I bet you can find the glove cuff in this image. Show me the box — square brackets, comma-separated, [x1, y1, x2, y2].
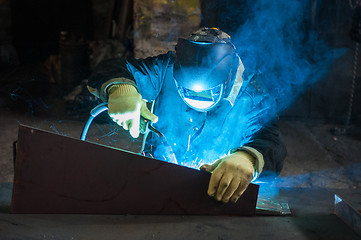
[107, 84, 138, 97]
[231, 146, 264, 179]
[87, 77, 138, 101]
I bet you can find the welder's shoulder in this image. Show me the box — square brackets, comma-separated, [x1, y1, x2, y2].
[139, 51, 175, 65]
[147, 51, 175, 68]
[91, 51, 174, 71]
[166, 51, 176, 64]
[159, 51, 175, 60]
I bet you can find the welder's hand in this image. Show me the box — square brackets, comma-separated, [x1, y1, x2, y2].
[200, 151, 255, 203]
[107, 84, 158, 138]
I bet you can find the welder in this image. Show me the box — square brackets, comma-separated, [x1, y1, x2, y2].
[87, 27, 287, 203]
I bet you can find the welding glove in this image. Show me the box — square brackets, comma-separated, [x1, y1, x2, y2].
[107, 84, 158, 138]
[200, 151, 255, 203]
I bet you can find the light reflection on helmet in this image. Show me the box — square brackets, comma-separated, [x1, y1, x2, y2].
[175, 80, 224, 111]
[173, 28, 240, 112]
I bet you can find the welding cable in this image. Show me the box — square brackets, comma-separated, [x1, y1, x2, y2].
[81, 102, 109, 141]
[148, 125, 163, 138]
[147, 125, 178, 164]
[139, 100, 155, 153]
[81, 101, 178, 164]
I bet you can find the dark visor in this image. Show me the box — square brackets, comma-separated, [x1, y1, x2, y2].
[173, 38, 237, 91]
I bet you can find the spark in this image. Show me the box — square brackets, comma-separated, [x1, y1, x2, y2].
[50, 125, 60, 134]
[187, 134, 191, 151]
[172, 153, 178, 164]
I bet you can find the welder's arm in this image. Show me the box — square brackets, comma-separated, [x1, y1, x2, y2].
[200, 121, 286, 203]
[87, 53, 172, 137]
[243, 121, 287, 176]
[87, 53, 172, 102]
[200, 151, 256, 203]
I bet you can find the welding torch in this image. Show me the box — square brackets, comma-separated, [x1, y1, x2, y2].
[81, 102, 178, 164]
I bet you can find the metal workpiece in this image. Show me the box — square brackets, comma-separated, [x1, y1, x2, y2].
[256, 198, 291, 216]
[11, 125, 259, 215]
[334, 193, 361, 237]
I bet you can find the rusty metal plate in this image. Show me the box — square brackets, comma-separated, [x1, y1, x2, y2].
[11, 125, 259, 215]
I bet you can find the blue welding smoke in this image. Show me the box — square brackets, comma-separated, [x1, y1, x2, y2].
[80, 0, 345, 172]
[151, 0, 345, 169]
[230, 0, 344, 116]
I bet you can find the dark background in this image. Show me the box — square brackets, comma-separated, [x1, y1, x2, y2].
[0, 0, 360, 125]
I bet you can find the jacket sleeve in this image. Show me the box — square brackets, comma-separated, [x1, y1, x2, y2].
[232, 76, 286, 178]
[243, 120, 287, 177]
[87, 52, 174, 101]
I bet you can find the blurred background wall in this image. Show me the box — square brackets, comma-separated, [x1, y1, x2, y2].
[0, 0, 359, 125]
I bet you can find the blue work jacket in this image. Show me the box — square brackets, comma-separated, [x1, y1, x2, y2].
[88, 52, 286, 176]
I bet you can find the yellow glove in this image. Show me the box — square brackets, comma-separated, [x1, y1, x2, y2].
[200, 151, 255, 203]
[107, 84, 158, 138]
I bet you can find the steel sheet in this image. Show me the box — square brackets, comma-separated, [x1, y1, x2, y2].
[11, 125, 259, 215]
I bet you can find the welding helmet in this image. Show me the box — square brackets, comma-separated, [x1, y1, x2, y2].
[173, 27, 242, 112]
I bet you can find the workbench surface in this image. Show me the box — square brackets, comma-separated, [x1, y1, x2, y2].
[0, 183, 360, 240]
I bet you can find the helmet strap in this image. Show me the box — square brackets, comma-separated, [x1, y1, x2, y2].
[224, 56, 244, 106]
